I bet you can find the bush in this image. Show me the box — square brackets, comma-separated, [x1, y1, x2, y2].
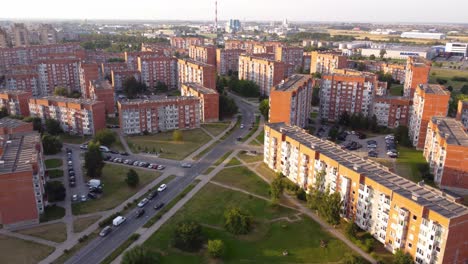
[224, 207, 252, 235]
[45, 181, 66, 202]
[172, 221, 204, 252]
[125, 169, 140, 187]
[207, 239, 225, 258]
[121, 245, 159, 264]
[172, 130, 183, 142]
[94, 129, 116, 147]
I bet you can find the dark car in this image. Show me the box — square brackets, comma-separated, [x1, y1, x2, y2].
[120, 152, 129, 156]
[69, 171, 75, 176]
[147, 190, 158, 200]
[368, 151, 378, 158]
[136, 209, 145, 218]
[89, 186, 103, 193]
[87, 192, 97, 199]
[110, 150, 119, 154]
[154, 202, 165, 210]
[69, 180, 76, 187]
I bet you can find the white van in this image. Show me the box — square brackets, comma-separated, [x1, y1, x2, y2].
[99, 146, 110, 153]
[112, 216, 126, 226]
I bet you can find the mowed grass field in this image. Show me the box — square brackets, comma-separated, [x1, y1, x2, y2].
[0, 234, 54, 264]
[429, 67, 468, 90]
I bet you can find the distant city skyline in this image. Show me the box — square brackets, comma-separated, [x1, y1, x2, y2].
[1, 0, 468, 24]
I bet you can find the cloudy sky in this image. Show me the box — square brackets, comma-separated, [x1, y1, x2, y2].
[1, 0, 467, 23]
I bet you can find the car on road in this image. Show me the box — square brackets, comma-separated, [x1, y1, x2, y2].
[66, 148, 72, 154]
[69, 180, 76, 187]
[72, 194, 78, 202]
[120, 152, 129, 156]
[157, 165, 165, 170]
[147, 190, 158, 200]
[99, 226, 112, 237]
[137, 198, 149, 208]
[81, 194, 87, 202]
[157, 184, 167, 192]
[112, 216, 126, 226]
[154, 202, 165, 210]
[136, 209, 145, 218]
[181, 163, 192, 168]
[80, 144, 88, 150]
[109, 150, 119, 154]
[240, 124, 245, 129]
[99, 146, 110, 153]
[236, 136, 242, 141]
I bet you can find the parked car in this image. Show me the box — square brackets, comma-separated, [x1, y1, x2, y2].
[72, 194, 78, 202]
[157, 165, 165, 170]
[120, 152, 129, 156]
[137, 198, 149, 208]
[240, 124, 245, 129]
[112, 216, 126, 226]
[368, 151, 378, 158]
[157, 184, 167, 192]
[80, 144, 88, 150]
[87, 192, 97, 199]
[136, 209, 145, 218]
[133, 161, 140, 166]
[99, 146, 110, 153]
[109, 150, 119, 154]
[154, 202, 165, 210]
[81, 195, 87, 202]
[99, 226, 112, 237]
[69, 180, 76, 187]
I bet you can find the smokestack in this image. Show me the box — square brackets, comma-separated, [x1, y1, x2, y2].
[215, 0, 218, 32]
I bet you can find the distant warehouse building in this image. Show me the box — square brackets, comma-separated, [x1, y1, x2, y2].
[445, 42, 468, 57]
[401, 32, 446, 40]
[361, 45, 437, 60]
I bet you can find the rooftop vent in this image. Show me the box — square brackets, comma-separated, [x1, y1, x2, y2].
[411, 192, 420, 201]
[353, 164, 361, 171]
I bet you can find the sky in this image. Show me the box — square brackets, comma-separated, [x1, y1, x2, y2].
[1, 0, 467, 23]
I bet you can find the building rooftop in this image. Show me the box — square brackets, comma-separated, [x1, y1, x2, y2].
[267, 123, 468, 219]
[432, 117, 468, 146]
[119, 96, 198, 106]
[0, 132, 40, 174]
[0, 89, 31, 95]
[182, 83, 218, 94]
[418, 84, 450, 96]
[34, 96, 100, 105]
[365, 45, 431, 52]
[0, 118, 30, 130]
[273, 74, 311, 92]
[91, 80, 113, 90]
[178, 58, 212, 67]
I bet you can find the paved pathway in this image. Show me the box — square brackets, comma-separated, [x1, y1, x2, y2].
[0, 229, 59, 247]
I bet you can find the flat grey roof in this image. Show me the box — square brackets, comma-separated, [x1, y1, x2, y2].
[0, 117, 29, 129]
[432, 117, 468, 146]
[183, 83, 218, 94]
[267, 123, 468, 219]
[274, 74, 311, 92]
[0, 132, 40, 174]
[119, 96, 198, 106]
[419, 84, 449, 95]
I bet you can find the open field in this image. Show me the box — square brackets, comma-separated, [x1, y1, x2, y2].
[17, 222, 67, 243]
[0, 234, 54, 264]
[201, 122, 230, 137]
[396, 147, 427, 183]
[59, 134, 91, 145]
[48, 169, 64, 178]
[126, 129, 211, 160]
[429, 68, 468, 90]
[213, 166, 271, 197]
[72, 164, 160, 215]
[226, 157, 242, 167]
[389, 84, 404, 96]
[73, 215, 102, 233]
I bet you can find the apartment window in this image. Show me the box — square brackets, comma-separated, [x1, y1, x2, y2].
[413, 215, 417, 221]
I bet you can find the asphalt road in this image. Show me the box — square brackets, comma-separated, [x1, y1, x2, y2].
[65, 95, 256, 264]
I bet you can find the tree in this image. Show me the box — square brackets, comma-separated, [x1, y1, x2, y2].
[369, 54, 376, 60]
[125, 169, 140, 187]
[394, 126, 412, 147]
[123, 76, 146, 99]
[324, 192, 343, 225]
[270, 174, 284, 202]
[343, 254, 366, 264]
[0, 107, 8, 118]
[311, 87, 320, 106]
[23, 116, 43, 132]
[172, 130, 183, 142]
[219, 95, 238, 117]
[121, 245, 159, 264]
[461, 84, 468, 95]
[54, 87, 68, 96]
[42, 134, 63, 155]
[207, 239, 225, 258]
[45, 119, 62, 135]
[393, 249, 413, 264]
[259, 99, 269, 120]
[379, 49, 387, 60]
[94, 129, 116, 147]
[172, 221, 204, 252]
[155, 81, 168, 93]
[344, 220, 358, 238]
[45, 181, 66, 202]
[84, 142, 104, 178]
[224, 207, 252, 235]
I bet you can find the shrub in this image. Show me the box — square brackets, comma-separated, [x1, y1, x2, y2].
[207, 239, 225, 258]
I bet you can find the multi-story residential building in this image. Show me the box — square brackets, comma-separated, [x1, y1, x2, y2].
[177, 58, 216, 90]
[4, 67, 39, 95]
[79, 63, 100, 98]
[85, 51, 125, 64]
[404, 57, 431, 98]
[424, 117, 468, 191]
[238, 54, 286, 96]
[275, 46, 304, 72]
[118, 97, 200, 135]
[320, 70, 387, 122]
[455, 100, 468, 129]
[302, 52, 312, 73]
[0, 117, 33, 135]
[225, 40, 282, 54]
[89, 80, 115, 117]
[358, 60, 406, 83]
[216, 48, 244, 75]
[310, 51, 347, 75]
[111, 69, 141, 91]
[100, 62, 128, 77]
[269, 74, 313, 128]
[371, 96, 411, 128]
[264, 123, 468, 264]
[29, 96, 106, 135]
[0, 120, 45, 229]
[0, 90, 32, 116]
[36, 56, 81, 96]
[12, 23, 30, 47]
[138, 56, 178, 89]
[409, 84, 450, 149]
[0, 28, 8, 48]
[39, 24, 57, 45]
[124, 51, 163, 71]
[189, 45, 216, 67]
[181, 83, 219, 122]
[170, 36, 204, 49]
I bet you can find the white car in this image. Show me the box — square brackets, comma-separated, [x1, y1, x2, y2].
[181, 163, 192, 168]
[80, 144, 88, 150]
[240, 124, 245, 129]
[81, 194, 87, 202]
[72, 194, 78, 202]
[157, 184, 167, 192]
[137, 198, 149, 208]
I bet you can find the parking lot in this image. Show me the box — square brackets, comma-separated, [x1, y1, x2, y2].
[339, 132, 398, 160]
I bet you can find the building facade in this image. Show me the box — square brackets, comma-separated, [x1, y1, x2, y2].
[275, 46, 304, 72]
[118, 97, 200, 135]
[29, 96, 106, 135]
[371, 96, 411, 128]
[0, 90, 32, 116]
[455, 100, 468, 129]
[238, 54, 286, 96]
[36, 57, 81, 96]
[216, 48, 244, 75]
[409, 84, 450, 149]
[189, 45, 216, 67]
[170, 37, 204, 49]
[310, 51, 347, 75]
[111, 69, 141, 91]
[264, 123, 468, 264]
[177, 58, 216, 90]
[12, 23, 30, 47]
[404, 57, 431, 98]
[89, 80, 115, 117]
[181, 83, 219, 123]
[79, 63, 100, 98]
[4, 70, 39, 95]
[269, 74, 313, 128]
[138, 56, 178, 89]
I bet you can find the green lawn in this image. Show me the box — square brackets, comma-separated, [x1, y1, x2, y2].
[45, 159, 62, 169]
[72, 164, 160, 215]
[238, 151, 264, 163]
[143, 184, 355, 263]
[212, 166, 271, 197]
[59, 134, 92, 144]
[389, 84, 404, 96]
[0, 234, 55, 264]
[40, 205, 65, 222]
[255, 163, 278, 183]
[203, 166, 215, 175]
[226, 157, 242, 167]
[73, 215, 101, 233]
[110, 135, 125, 152]
[126, 129, 211, 160]
[213, 150, 234, 167]
[396, 147, 427, 183]
[430, 68, 468, 90]
[201, 122, 230, 137]
[17, 222, 67, 243]
[47, 169, 64, 178]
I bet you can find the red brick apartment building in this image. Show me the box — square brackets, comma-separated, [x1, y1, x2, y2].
[0, 120, 45, 229]
[455, 100, 468, 129]
[118, 97, 200, 135]
[181, 83, 219, 123]
[310, 51, 348, 75]
[89, 80, 115, 117]
[371, 96, 412, 128]
[269, 74, 313, 128]
[424, 117, 468, 191]
[4, 65, 39, 95]
[170, 36, 204, 49]
[36, 56, 81, 96]
[275, 46, 304, 72]
[404, 57, 431, 98]
[111, 69, 141, 91]
[224, 40, 282, 54]
[189, 45, 216, 67]
[177, 58, 216, 90]
[100, 62, 128, 77]
[216, 48, 245, 75]
[0, 90, 32, 116]
[79, 62, 100, 98]
[138, 56, 178, 89]
[29, 96, 106, 136]
[409, 84, 450, 149]
[238, 54, 286, 96]
[124, 51, 163, 71]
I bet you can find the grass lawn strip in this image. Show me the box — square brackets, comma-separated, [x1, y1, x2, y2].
[212, 166, 271, 198]
[45, 159, 63, 169]
[159, 175, 178, 186]
[225, 157, 242, 167]
[241, 116, 260, 143]
[255, 163, 278, 183]
[73, 215, 102, 233]
[238, 151, 264, 163]
[213, 150, 234, 167]
[41, 205, 65, 222]
[192, 140, 219, 160]
[101, 234, 140, 264]
[72, 164, 160, 215]
[17, 222, 67, 243]
[395, 147, 426, 183]
[203, 166, 215, 175]
[0, 234, 55, 264]
[47, 169, 64, 178]
[201, 122, 231, 137]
